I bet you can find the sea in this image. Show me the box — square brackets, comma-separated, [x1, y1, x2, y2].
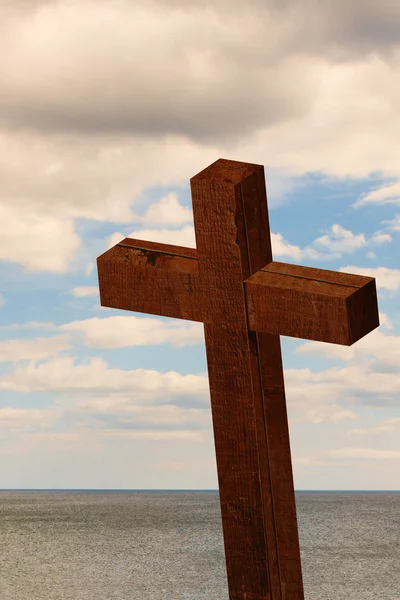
[0, 490, 398, 600]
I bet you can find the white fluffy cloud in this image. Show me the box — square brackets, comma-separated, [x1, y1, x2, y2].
[311, 224, 392, 254]
[140, 193, 193, 227]
[0, 355, 210, 397]
[59, 315, 204, 348]
[0, 201, 81, 272]
[296, 316, 398, 362]
[1, 327, 399, 427]
[0, 334, 72, 362]
[107, 225, 197, 250]
[339, 265, 400, 290]
[104, 192, 194, 249]
[0, 314, 398, 443]
[271, 224, 392, 262]
[355, 181, 400, 207]
[70, 286, 99, 297]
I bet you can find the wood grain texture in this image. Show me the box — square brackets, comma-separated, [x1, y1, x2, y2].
[97, 240, 203, 322]
[245, 263, 379, 345]
[190, 158, 304, 600]
[96, 158, 380, 600]
[345, 279, 380, 344]
[261, 261, 373, 287]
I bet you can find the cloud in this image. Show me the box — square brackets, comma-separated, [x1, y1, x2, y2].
[344, 425, 397, 435]
[0, 292, 5, 308]
[139, 192, 193, 227]
[383, 417, 400, 426]
[269, 224, 390, 262]
[329, 447, 400, 459]
[2, 347, 395, 427]
[1, 0, 400, 141]
[370, 231, 392, 244]
[0, 201, 81, 272]
[59, 315, 204, 348]
[378, 312, 393, 329]
[0, 355, 210, 397]
[0, 2, 319, 140]
[354, 181, 400, 207]
[0, 335, 72, 363]
[155, 461, 187, 471]
[382, 212, 400, 231]
[270, 233, 303, 260]
[339, 265, 400, 290]
[108, 225, 197, 249]
[311, 224, 366, 253]
[0, 320, 397, 432]
[98, 430, 204, 441]
[296, 317, 393, 360]
[295, 324, 400, 385]
[70, 286, 99, 297]
[285, 328, 400, 420]
[104, 193, 193, 248]
[77, 395, 212, 433]
[85, 261, 95, 276]
[0, 408, 58, 432]
[0, 0, 399, 276]
[293, 457, 371, 468]
[280, 225, 392, 262]
[0, 1, 399, 279]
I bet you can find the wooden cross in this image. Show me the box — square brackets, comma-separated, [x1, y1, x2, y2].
[97, 159, 379, 600]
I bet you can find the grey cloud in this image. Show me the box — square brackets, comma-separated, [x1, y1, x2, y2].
[366, 360, 400, 375]
[152, 396, 209, 410]
[148, 0, 400, 58]
[80, 415, 207, 433]
[1, 0, 399, 141]
[345, 388, 398, 408]
[0, 88, 299, 144]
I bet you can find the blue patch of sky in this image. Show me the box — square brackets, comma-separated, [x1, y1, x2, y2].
[0, 289, 96, 327]
[268, 171, 398, 253]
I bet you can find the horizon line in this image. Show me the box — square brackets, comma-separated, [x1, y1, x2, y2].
[0, 488, 399, 492]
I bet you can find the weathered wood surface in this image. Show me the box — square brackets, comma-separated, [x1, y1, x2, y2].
[245, 263, 379, 345]
[97, 240, 202, 322]
[97, 158, 380, 600]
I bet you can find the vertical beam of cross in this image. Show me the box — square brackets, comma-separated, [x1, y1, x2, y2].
[190, 160, 303, 599]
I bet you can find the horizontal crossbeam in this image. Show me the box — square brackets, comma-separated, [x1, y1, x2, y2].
[97, 237, 379, 346]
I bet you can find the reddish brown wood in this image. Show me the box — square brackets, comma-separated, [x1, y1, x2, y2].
[97, 240, 202, 322]
[245, 262, 379, 345]
[97, 158, 380, 600]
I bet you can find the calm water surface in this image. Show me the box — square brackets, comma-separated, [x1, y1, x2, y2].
[0, 490, 399, 600]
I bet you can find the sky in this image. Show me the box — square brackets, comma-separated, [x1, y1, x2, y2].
[0, 0, 400, 491]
